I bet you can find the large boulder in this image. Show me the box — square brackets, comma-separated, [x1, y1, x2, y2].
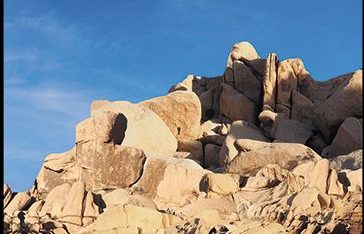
[327, 117, 362, 157]
[226, 143, 321, 176]
[313, 69, 362, 140]
[139, 91, 201, 141]
[219, 83, 257, 124]
[132, 154, 209, 209]
[76, 142, 146, 191]
[90, 100, 177, 154]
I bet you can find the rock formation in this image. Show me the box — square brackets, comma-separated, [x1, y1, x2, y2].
[3, 41, 362, 234]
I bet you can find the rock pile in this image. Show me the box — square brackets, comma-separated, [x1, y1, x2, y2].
[3, 41, 362, 233]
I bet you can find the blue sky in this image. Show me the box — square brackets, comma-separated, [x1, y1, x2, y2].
[4, 0, 362, 192]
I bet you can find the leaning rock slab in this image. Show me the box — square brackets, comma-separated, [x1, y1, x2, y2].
[328, 117, 362, 157]
[219, 83, 257, 124]
[139, 91, 201, 141]
[313, 69, 362, 140]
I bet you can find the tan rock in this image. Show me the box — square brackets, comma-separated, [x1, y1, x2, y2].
[226, 41, 260, 68]
[4, 192, 33, 215]
[255, 164, 305, 192]
[40, 183, 71, 217]
[59, 181, 85, 226]
[204, 144, 221, 168]
[290, 187, 329, 214]
[328, 117, 362, 157]
[36, 147, 79, 198]
[327, 169, 345, 197]
[139, 91, 201, 141]
[292, 161, 316, 186]
[27, 200, 44, 216]
[219, 83, 257, 124]
[232, 60, 262, 106]
[203, 173, 239, 196]
[262, 53, 278, 111]
[90, 100, 177, 154]
[313, 69, 362, 140]
[3, 184, 12, 209]
[309, 159, 330, 193]
[219, 120, 269, 167]
[77, 142, 146, 191]
[227, 143, 320, 176]
[244, 176, 270, 190]
[177, 140, 203, 162]
[101, 188, 131, 208]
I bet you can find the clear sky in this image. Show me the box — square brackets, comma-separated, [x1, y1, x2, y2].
[4, 0, 362, 192]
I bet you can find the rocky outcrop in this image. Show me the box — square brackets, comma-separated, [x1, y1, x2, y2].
[4, 41, 362, 234]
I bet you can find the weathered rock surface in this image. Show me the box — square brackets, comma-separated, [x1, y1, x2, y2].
[329, 149, 362, 171]
[227, 143, 321, 176]
[77, 142, 146, 191]
[139, 91, 201, 141]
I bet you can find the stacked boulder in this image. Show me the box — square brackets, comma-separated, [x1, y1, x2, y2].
[3, 41, 362, 234]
